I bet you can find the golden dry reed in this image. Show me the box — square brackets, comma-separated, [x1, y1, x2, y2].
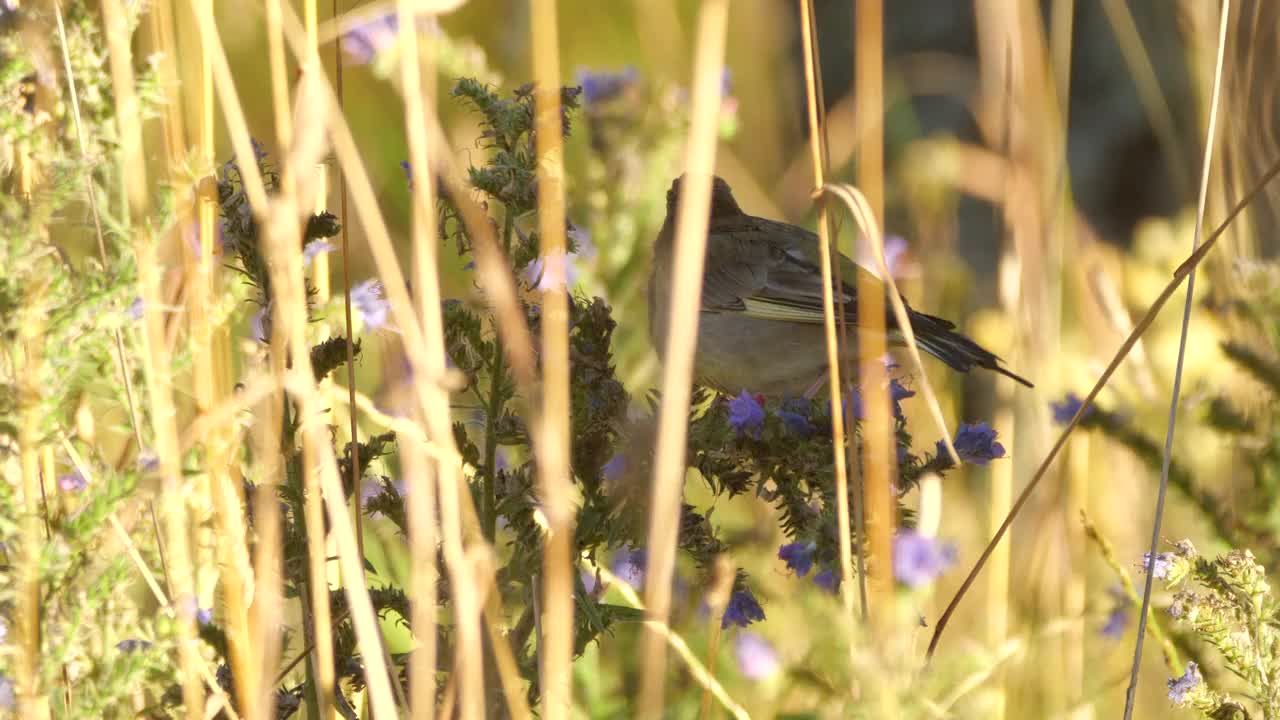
[638, 1, 730, 717]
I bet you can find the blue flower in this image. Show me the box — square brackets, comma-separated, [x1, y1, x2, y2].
[250, 306, 270, 343]
[1142, 552, 1173, 580]
[937, 422, 1006, 466]
[720, 67, 733, 97]
[1167, 662, 1200, 704]
[1100, 586, 1130, 639]
[58, 470, 87, 493]
[303, 241, 334, 268]
[727, 391, 765, 439]
[1050, 393, 1093, 425]
[889, 379, 915, 422]
[341, 13, 399, 64]
[844, 388, 865, 421]
[351, 279, 391, 330]
[567, 224, 596, 259]
[812, 568, 840, 593]
[575, 66, 638, 104]
[602, 454, 627, 483]
[722, 589, 765, 628]
[400, 160, 414, 188]
[197, 608, 213, 626]
[892, 531, 956, 588]
[611, 547, 646, 590]
[776, 399, 815, 437]
[116, 639, 152, 653]
[734, 631, 779, 680]
[778, 542, 815, 577]
[138, 451, 159, 472]
[128, 296, 144, 321]
[524, 252, 579, 291]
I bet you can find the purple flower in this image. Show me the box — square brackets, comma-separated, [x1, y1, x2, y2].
[116, 639, 152, 653]
[720, 67, 732, 97]
[858, 235, 910, 278]
[1100, 585, 1130, 639]
[611, 547, 646, 590]
[58, 470, 87, 493]
[524, 252, 578, 291]
[722, 589, 765, 628]
[776, 400, 814, 437]
[250, 305, 270, 343]
[567, 224, 595, 259]
[351, 279, 391, 330]
[581, 569, 600, 596]
[341, 13, 399, 64]
[0, 675, 12, 712]
[889, 379, 915, 422]
[250, 138, 269, 163]
[1050, 393, 1093, 425]
[1142, 552, 1173, 580]
[727, 391, 765, 439]
[776, 410, 814, 437]
[734, 632, 779, 680]
[362, 478, 407, 518]
[602, 454, 627, 483]
[138, 451, 159, 472]
[937, 422, 1006, 466]
[778, 542, 815, 577]
[892, 531, 957, 588]
[1100, 609, 1129, 637]
[400, 160, 414, 188]
[844, 388, 865, 421]
[128, 296, 144, 321]
[197, 608, 213, 626]
[1167, 662, 1200, 704]
[813, 568, 840, 593]
[303, 241, 334, 268]
[575, 66, 638, 104]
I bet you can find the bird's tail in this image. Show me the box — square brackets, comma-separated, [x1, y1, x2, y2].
[907, 311, 1034, 388]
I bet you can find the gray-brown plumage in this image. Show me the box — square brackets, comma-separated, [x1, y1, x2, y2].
[648, 175, 1032, 397]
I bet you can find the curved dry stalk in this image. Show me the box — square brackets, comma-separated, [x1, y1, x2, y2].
[593, 563, 750, 720]
[1125, 4, 1231, 716]
[819, 183, 960, 465]
[637, 1, 729, 716]
[926, 152, 1280, 659]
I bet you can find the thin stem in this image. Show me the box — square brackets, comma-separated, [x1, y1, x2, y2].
[1124, 3, 1230, 717]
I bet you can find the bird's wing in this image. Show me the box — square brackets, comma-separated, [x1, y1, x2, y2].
[703, 216, 898, 326]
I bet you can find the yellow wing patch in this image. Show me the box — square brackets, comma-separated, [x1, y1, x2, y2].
[741, 297, 826, 323]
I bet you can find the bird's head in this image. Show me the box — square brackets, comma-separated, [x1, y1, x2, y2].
[665, 174, 743, 220]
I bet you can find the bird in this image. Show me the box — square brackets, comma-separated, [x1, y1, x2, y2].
[648, 174, 1032, 398]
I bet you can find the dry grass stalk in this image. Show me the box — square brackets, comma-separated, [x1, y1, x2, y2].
[637, 0, 730, 716]
[101, 0, 204, 714]
[795, 0, 858, 638]
[530, 0, 576, 715]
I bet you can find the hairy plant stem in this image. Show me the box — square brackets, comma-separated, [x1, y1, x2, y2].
[481, 209, 517, 541]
